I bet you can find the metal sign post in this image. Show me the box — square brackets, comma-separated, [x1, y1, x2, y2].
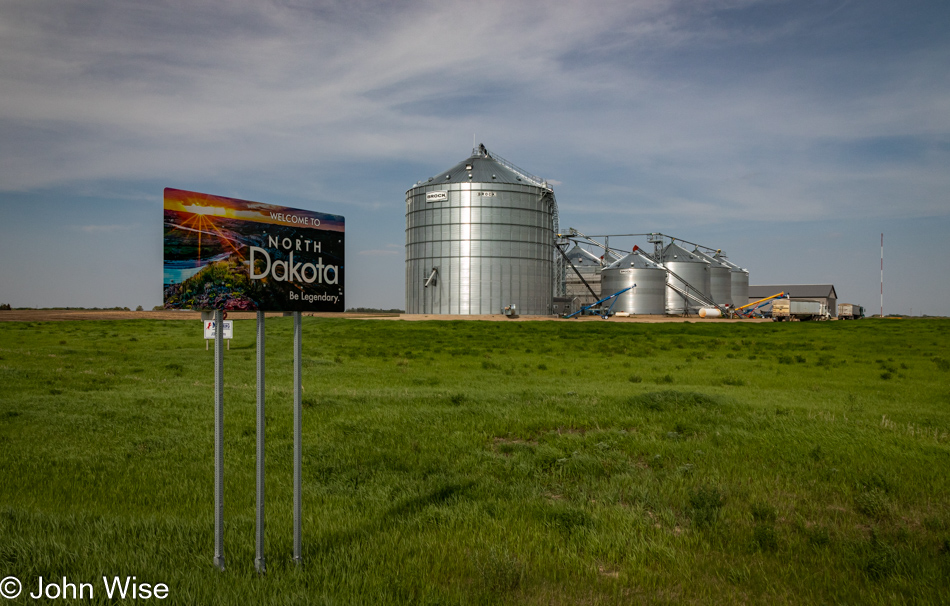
[213, 310, 225, 571]
[293, 311, 303, 565]
[255, 311, 266, 573]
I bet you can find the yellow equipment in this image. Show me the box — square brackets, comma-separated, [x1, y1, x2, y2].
[733, 291, 786, 318]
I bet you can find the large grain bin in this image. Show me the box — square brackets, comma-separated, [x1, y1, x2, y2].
[405, 145, 557, 315]
[692, 248, 732, 307]
[714, 252, 749, 308]
[659, 242, 709, 315]
[600, 249, 666, 314]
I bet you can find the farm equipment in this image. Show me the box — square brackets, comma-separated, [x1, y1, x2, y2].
[563, 287, 634, 319]
[732, 291, 787, 318]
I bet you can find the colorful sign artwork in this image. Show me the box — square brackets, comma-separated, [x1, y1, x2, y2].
[163, 188, 344, 312]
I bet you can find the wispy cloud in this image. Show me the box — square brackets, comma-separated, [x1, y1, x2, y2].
[359, 246, 401, 256]
[1, 0, 948, 222]
[75, 224, 139, 233]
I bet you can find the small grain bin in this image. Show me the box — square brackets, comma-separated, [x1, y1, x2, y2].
[600, 249, 666, 314]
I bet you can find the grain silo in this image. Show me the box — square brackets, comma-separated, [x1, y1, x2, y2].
[563, 243, 603, 309]
[714, 252, 749, 308]
[405, 145, 558, 315]
[692, 248, 732, 307]
[660, 242, 710, 315]
[600, 249, 667, 314]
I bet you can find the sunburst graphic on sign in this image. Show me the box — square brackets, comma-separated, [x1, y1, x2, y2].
[169, 209, 247, 268]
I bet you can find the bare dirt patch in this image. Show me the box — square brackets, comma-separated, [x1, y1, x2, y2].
[0, 310, 399, 322]
[377, 314, 767, 324]
[0, 310, 769, 323]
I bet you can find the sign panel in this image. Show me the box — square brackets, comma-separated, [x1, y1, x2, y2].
[203, 320, 234, 339]
[163, 188, 344, 312]
[425, 191, 448, 203]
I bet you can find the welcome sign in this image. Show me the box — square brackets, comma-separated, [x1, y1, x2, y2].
[163, 188, 344, 312]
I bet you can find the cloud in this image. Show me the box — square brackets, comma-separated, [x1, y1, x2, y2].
[357, 244, 402, 257]
[75, 224, 139, 233]
[0, 0, 947, 228]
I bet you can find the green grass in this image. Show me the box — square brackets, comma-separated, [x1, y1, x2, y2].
[1, 317, 949, 604]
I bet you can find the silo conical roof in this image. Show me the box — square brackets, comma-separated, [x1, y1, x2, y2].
[660, 242, 708, 264]
[692, 248, 729, 269]
[416, 144, 546, 187]
[607, 250, 663, 270]
[565, 244, 602, 267]
[714, 251, 748, 273]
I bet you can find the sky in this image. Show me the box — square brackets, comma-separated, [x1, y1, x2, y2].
[1, 0, 948, 315]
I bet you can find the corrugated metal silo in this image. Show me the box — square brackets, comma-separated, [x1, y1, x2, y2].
[405, 145, 557, 315]
[563, 243, 602, 309]
[660, 242, 709, 315]
[692, 248, 732, 307]
[715, 252, 749, 307]
[600, 249, 666, 314]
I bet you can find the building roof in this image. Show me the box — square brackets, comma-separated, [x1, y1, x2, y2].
[748, 284, 838, 299]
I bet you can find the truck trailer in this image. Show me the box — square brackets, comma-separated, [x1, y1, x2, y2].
[771, 299, 828, 322]
[838, 303, 864, 320]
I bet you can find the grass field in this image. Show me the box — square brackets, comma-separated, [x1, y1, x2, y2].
[1, 317, 949, 604]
